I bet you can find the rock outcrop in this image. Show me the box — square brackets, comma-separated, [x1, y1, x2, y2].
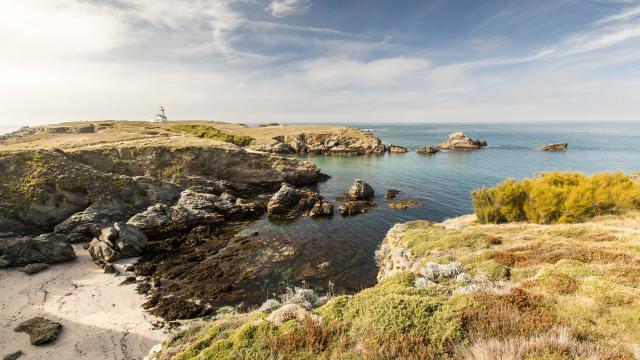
[416, 146, 440, 154]
[308, 201, 334, 217]
[88, 223, 148, 262]
[386, 199, 421, 209]
[53, 204, 136, 243]
[345, 179, 374, 200]
[249, 128, 385, 155]
[0, 233, 76, 268]
[387, 145, 408, 153]
[13, 317, 62, 345]
[538, 143, 568, 151]
[437, 132, 487, 150]
[267, 183, 331, 218]
[385, 189, 400, 199]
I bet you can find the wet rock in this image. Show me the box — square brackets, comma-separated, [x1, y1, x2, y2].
[437, 132, 487, 150]
[346, 179, 374, 200]
[339, 200, 376, 216]
[385, 189, 400, 199]
[267, 183, 323, 218]
[386, 199, 421, 209]
[185, 225, 215, 247]
[0, 234, 76, 268]
[308, 201, 334, 217]
[23, 263, 50, 275]
[388, 144, 408, 153]
[538, 143, 568, 151]
[54, 204, 134, 243]
[88, 222, 147, 262]
[13, 317, 62, 345]
[416, 146, 440, 154]
[3, 350, 23, 360]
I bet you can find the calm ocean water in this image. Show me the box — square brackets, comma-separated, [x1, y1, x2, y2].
[242, 122, 640, 293]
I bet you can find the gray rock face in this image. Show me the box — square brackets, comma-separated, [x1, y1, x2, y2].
[266, 183, 326, 218]
[416, 146, 440, 154]
[249, 128, 385, 155]
[0, 233, 76, 268]
[538, 143, 568, 151]
[13, 317, 62, 345]
[88, 222, 147, 262]
[53, 204, 134, 243]
[437, 132, 487, 150]
[346, 179, 374, 200]
[127, 188, 238, 237]
[23, 263, 50, 274]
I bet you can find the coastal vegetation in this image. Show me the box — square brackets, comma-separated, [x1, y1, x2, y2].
[168, 124, 254, 147]
[472, 171, 640, 224]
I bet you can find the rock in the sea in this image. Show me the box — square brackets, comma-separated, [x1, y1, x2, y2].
[386, 199, 421, 209]
[23, 263, 50, 274]
[388, 145, 408, 153]
[308, 201, 334, 217]
[88, 222, 147, 262]
[0, 233, 76, 268]
[346, 179, 374, 200]
[3, 350, 23, 360]
[339, 200, 376, 216]
[249, 128, 385, 155]
[437, 132, 487, 150]
[267, 183, 326, 218]
[13, 317, 62, 345]
[416, 146, 440, 154]
[538, 143, 568, 151]
[385, 189, 400, 199]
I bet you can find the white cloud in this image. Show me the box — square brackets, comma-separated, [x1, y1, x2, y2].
[266, 0, 312, 17]
[303, 57, 431, 87]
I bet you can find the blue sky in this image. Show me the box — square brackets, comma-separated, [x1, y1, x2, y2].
[0, 0, 639, 129]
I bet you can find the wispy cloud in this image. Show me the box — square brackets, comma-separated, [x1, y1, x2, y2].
[266, 0, 312, 18]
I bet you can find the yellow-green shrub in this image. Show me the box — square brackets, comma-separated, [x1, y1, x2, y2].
[472, 172, 640, 224]
[168, 124, 254, 146]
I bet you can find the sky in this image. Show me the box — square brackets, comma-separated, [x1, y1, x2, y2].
[0, 0, 639, 129]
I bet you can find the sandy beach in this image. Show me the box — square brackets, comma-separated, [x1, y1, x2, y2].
[0, 245, 164, 360]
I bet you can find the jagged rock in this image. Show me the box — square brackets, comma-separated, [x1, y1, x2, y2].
[0, 233, 76, 268]
[267, 183, 323, 218]
[185, 225, 217, 247]
[388, 145, 408, 153]
[538, 143, 568, 151]
[13, 317, 62, 345]
[346, 179, 374, 200]
[385, 189, 400, 199]
[23, 263, 50, 274]
[127, 188, 234, 237]
[88, 222, 147, 262]
[339, 200, 376, 216]
[308, 201, 334, 217]
[3, 350, 23, 360]
[437, 132, 487, 150]
[250, 128, 385, 155]
[386, 199, 421, 209]
[53, 204, 135, 243]
[416, 146, 440, 154]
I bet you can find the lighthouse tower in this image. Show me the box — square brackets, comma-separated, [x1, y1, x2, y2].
[150, 106, 168, 122]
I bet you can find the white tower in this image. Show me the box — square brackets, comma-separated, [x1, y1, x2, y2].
[150, 106, 168, 122]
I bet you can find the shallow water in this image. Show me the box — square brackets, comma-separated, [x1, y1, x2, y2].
[241, 122, 640, 295]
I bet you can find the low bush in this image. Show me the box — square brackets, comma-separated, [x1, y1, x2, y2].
[472, 172, 640, 224]
[168, 124, 254, 146]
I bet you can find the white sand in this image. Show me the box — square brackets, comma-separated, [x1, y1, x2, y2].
[0, 245, 164, 360]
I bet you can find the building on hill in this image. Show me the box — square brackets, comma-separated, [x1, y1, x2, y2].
[150, 106, 168, 122]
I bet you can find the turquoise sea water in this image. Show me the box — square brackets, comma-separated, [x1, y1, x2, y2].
[243, 122, 640, 293]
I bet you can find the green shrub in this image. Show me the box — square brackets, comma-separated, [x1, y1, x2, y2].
[168, 124, 254, 146]
[472, 172, 640, 224]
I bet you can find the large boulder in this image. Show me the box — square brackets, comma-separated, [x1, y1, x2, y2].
[387, 145, 408, 153]
[53, 204, 134, 243]
[0, 233, 76, 268]
[88, 222, 147, 262]
[267, 183, 325, 218]
[437, 132, 487, 150]
[339, 200, 376, 216]
[308, 201, 334, 217]
[346, 179, 374, 200]
[13, 317, 62, 345]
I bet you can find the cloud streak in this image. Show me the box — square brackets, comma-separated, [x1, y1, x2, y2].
[266, 0, 312, 17]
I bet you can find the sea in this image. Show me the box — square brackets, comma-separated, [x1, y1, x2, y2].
[241, 122, 640, 293]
